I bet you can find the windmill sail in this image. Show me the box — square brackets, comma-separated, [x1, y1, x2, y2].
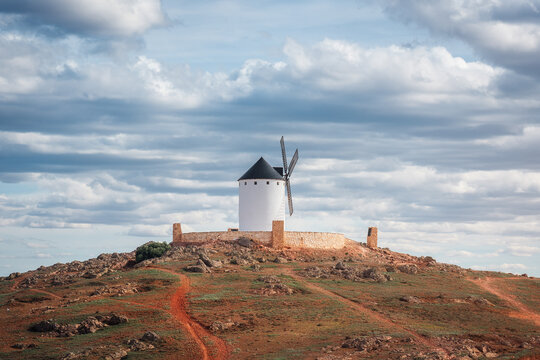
[280, 136, 298, 216]
[286, 179, 293, 216]
[280, 136, 288, 176]
[288, 149, 298, 176]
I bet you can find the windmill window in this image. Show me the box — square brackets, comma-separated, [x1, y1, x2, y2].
[277, 182, 279, 185]
[266, 181, 270, 185]
[244, 182, 247, 185]
[254, 181, 257, 185]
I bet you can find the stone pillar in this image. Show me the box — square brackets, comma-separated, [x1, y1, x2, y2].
[367, 227, 378, 249]
[173, 223, 182, 243]
[272, 220, 285, 249]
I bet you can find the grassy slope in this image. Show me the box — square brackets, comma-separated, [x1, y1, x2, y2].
[0, 251, 539, 359]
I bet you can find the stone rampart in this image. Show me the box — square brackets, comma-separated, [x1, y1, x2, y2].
[175, 227, 350, 250]
[284, 231, 348, 249]
[180, 231, 272, 244]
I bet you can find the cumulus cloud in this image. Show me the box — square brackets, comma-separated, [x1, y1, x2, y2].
[1, 28, 539, 276]
[381, 0, 540, 77]
[0, 0, 167, 38]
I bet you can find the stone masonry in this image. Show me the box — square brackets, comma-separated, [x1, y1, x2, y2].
[172, 224, 352, 250]
[173, 223, 182, 243]
[272, 220, 285, 249]
[367, 227, 378, 249]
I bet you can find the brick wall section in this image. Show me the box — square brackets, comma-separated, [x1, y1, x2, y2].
[174, 228, 349, 250]
[367, 227, 378, 249]
[173, 223, 182, 243]
[272, 220, 285, 249]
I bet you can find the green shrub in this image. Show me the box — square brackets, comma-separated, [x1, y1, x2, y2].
[135, 241, 170, 263]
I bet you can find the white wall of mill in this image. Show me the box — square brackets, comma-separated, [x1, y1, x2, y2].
[239, 179, 285, 231]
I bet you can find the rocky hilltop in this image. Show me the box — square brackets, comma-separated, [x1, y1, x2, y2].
[1, 240, 539, 359]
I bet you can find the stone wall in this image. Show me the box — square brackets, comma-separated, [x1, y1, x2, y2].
[284, 231, 348, 249]
[174, 226, 350, 250]
[180, 231, 272, 244]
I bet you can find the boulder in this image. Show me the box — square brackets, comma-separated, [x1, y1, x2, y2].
[185, 265, 209, 273]
[29, 319, 59, 332]
[199, 253, 222, 268]
[141, 331, 161, 342]
[209, 320, 237, 332]
[78, 317, 105, 334]
[11, 343, 38, 350]
[6, 272, 21, 280]
[237, 237, 253, 248]
[334, 261, 346, 270]
[250, 264, 261, 271]
[400, 295, 421, 303]
[397, 264, 419, 274]
[127, 339, 154, 351]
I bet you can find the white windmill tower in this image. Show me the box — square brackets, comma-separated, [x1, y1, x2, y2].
[238, 136, 299, 231]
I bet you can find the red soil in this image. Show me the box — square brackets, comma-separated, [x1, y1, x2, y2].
[149, 266, 230, 360]
[470, 277, 540, 327]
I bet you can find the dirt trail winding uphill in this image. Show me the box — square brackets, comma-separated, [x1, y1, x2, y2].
[284, 269, 449, 356]
[470, 277, 540, 327]
[149, 266, 230, 360]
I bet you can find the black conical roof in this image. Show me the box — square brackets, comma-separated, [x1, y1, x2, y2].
[238, 157, 284, 180]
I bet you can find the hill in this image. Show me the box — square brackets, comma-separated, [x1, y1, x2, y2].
[0, 240, 539, 359]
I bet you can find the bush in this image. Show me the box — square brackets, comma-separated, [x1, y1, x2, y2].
[135, 241, 171, 263]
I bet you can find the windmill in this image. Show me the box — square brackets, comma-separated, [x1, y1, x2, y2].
[237, 136, 299, 231]
[280, 136, 299, 216]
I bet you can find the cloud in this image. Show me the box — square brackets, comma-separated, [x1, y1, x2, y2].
[471, 263, 527, 273]
[0, 0, 167, 38]
[381, 0, 540, 77]
[0, 32, 539, 276]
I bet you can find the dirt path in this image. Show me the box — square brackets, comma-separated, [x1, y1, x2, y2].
[284, 268, 448, 355]
[29, 288, 62, 299]
[470, 277, 540, 327]
[147, 266, 230, 360]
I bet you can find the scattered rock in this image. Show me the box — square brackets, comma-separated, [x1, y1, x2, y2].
[342, 335, 393, 351]
[141, 331, 161, 342]
[126, 338, 155, 351]
[230, 257, 250, 266]
[78, 316, 106, 334]
[334, 261, 347, 270]
[185, 263, 211, 273]
[29, 319, 58, 332]
[29, 313, 128, 337]
[397, 264, 419, 274]
[237, 237, 253, 248]
[399, 295, 421, 303]
[466, 296, 493, 306]
[199, 253, 222, 268]
[209, 320, 237, 332]
[6, 272, 21, 280]
[273, 257, 287, 264]
[11, 343, 38, 350]
[250, 264, 261, 271]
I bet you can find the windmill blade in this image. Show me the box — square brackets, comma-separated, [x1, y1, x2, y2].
[286, 179, 293, 216]
[288, 149, 299, 177]
[280, 136, 288, 176]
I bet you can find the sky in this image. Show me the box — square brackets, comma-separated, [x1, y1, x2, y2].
[1, 0, 539, 276]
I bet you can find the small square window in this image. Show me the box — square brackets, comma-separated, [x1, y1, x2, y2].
[266, 181, 270, 185]
[254, 181, 257, 185]
[244, 182, 247, 185]
[277, 182, 279, 185]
